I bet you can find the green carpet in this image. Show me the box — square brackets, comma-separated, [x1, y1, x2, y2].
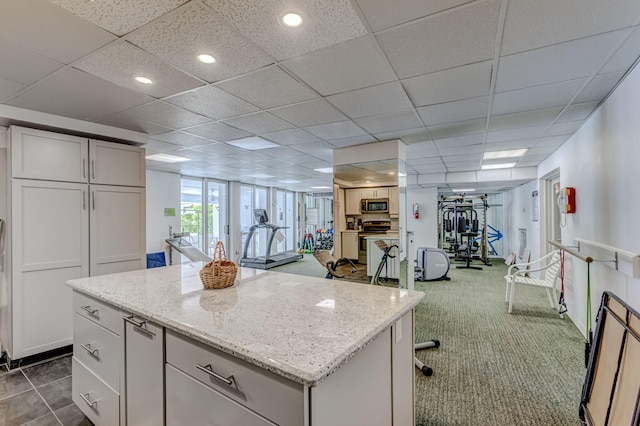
[274, 255, 586, 425]
[414, 259, 585, 426]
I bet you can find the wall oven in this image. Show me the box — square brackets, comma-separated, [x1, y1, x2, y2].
[358, 220, 391, 263]
[361, 199, 389, 213]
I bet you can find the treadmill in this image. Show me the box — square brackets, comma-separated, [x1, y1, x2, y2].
[240, 209, 302, 269]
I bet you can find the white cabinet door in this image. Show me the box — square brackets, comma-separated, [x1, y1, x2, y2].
[89, 140, 145, 187]
[125, 315, 163, 426]
[345, 189, 361, 215]
[11, 180, 89, 358]
[341, 232, 359, 260]
[90, 186, 145, 275]
[389, 187, 399, 216]
[10, 126, 88, 183]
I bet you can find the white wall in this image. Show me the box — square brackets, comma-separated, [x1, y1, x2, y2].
[506, 62, 640, 334]
[504, 180, 540, 263]
[146, 170, 181, 264]
[407, 187, 438, 249]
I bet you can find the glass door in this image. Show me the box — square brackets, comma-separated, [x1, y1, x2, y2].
[205, 180, 228, 256]
[180, 178, 203, 250]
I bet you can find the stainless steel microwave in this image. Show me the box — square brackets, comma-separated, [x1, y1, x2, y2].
[361, 199, 389, 213]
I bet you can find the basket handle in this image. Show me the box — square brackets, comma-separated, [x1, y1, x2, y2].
[213, 241, 227, 261]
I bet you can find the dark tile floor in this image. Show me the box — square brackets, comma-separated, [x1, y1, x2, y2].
[0, 356, 92, 426]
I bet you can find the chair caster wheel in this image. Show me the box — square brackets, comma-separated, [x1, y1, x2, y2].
[421, 366, 433, 376]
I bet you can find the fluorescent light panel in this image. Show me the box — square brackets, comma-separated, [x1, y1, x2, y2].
[451, 188, 475, 192]
[247, 173, 275, 179]
[278, 179, 301, 184]
[226, 137, 279, 150]
[145, 153, 190, 163]
[481, 162, 516, 170]
[314, 167, 333, 173]
[483, 149, 527, 160]
[311, 186, 331, 189]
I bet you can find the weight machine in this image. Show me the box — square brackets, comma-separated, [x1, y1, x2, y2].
[438, 194, 492, 268]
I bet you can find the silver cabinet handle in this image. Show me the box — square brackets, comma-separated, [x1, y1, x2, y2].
[123, 315, 155, 336]
[80, 343, 99, 357]
[82, 159, 86, 179]
[82, 190, 86, 210]
[92, 191, 95, 210]
[79, 392, 98, 408]
[91, 159, 95, 180]
[196, 363, 235, 387]
[80, 305, 98, 316]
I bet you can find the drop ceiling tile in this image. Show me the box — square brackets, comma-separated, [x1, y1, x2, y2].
[442, 154, 482, 163]
[165, 85, 259, 120]
[217, 66, 318, 109]
[488, 107, 563, 131]
[492, 79, 586, 115]
[447, 164, 480, 172]
[289, 141, 336, 157]
[557, 102, 599, 122]
[601, 27, 640, 74]
[75, 42, 204, 98]
[96, 113, 173, 135]
[434, 134, 483, 149]
[519, 154, 550, 162]
[546, 120, 584, 136]
[123, 101, 212, 129]
[202, 0, 367, 61]
[0, 41, 63, 86]
[0, 0, 116, 64]
[427, 118, 486, 139]
[127, 2, 273, 83]
[496, 30, 626, 92]
[270, 99, 348, 127]
[0, 78, 25, 101]
[412, 163, 447, 173]
[6, 67, 153, 121]
[575, 72, 625, 103]
[144, 139, 183, 153]
[261, 129, 322, 146]
[483, 139, 534, 151]
[326, 134, 376, 147]
[183, 122, 251, 142]
[515, 161, 542, 168]
[407, 140, 438, 156]
[356, 0, 475, 32]
[417, 96, 488, 126]
[486, 125, 547, 143]
[221, 112, 294, 134]
[389, 129, 431, 144]
[354, 111, 422, 134]
[257, 146, 308, 160]
[327, 82, 414, 119]
[377, 0, 500, 79]
[408, 157, 445, 166]
[438, 144, 484, 156]
[402, 61, 493, 107]
[281, 36, 397, 96]
[185, 144, 248, 156]
[535, 136, 570, 147]
[225, 151, 270, 162]
[501, 0, 640, 55]
[48, 0, 188, 36]
[151, 131, 213, 147]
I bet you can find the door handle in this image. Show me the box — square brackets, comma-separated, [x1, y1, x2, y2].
[82, 159, 86, 179]
[80, 343, 99, 357]
[79, 392, 99, 408]
[80, 305, 98, 316]
[196, 363, 235, 387]
[82, 190, 86, 210]
[91, 160, 95, 180]
[92, 191, 95, 210]
[123, 315, 155, 336]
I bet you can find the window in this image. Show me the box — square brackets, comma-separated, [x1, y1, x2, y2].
[240, 185, 268, 258]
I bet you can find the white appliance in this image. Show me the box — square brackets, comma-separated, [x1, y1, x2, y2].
[415, 247, 450, 281]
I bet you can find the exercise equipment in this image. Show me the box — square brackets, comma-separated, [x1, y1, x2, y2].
[313, 250, 357, 279]
[240, 209, 302, 269]
[415, 247, 450, 281]
[166, 232, 212, 264]
[370, 240, 399, 286]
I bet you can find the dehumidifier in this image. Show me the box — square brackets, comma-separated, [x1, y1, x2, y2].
[415, 247, 450, 281]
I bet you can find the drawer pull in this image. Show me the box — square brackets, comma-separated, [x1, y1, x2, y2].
[80, 305, 98, 316]
[124, 315, 155, 336]
[80, 343, 99, 357]
[80, 392, 99, 408]
[196, 363, 236, 387]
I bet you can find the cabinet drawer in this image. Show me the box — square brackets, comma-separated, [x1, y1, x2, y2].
[166, 330, 303, 426]
[73, 291, 123, 336]
[166, 364, 275, 426]
[72, 357, 120, 426]
[73, 313, 121, 391]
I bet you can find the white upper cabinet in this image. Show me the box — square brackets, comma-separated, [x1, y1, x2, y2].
[361, 187, 389, 199]
[89, 139, 145, 187]
[10, 126, 88, 183]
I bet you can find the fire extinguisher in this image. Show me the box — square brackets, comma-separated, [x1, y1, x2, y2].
[413, 203, 419, 219]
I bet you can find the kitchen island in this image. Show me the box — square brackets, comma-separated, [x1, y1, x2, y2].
[67, 262, 425, 425]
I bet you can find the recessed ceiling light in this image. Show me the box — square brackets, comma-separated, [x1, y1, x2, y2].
[279, 179, 301, 184]
[146, 153, 190, 163]
[281, 12, 303, 28]
[314, 167, 333, 173]
[452, 188, 476, 192]
[483, 149, 527, 160]
[387, 172, 395, 175]
[311, 186, 331, 189]
[134, 75, 154, 85]
[225, 137, 279, 150]
[197, 54, 216, 64]
[247, 173, 275, 179]
[481, 163, 516, 170]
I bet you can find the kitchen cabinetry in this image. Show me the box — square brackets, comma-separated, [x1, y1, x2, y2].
[341, 231, 359, 260]
[361, 187, 389, 199]
[367, 237, 400, 279]
[345, 188, 361, 215]
[389, 186, 399, 216]
[2, 126, 146, 361]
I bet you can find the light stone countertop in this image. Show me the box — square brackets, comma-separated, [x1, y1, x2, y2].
[67, 263, 424, 387]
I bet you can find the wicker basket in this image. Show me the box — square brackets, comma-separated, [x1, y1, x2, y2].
[199, 242, 237, 289]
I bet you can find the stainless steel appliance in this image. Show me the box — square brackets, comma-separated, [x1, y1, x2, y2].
[361, 199, 389, 213]
[358, 220, 391, 263]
